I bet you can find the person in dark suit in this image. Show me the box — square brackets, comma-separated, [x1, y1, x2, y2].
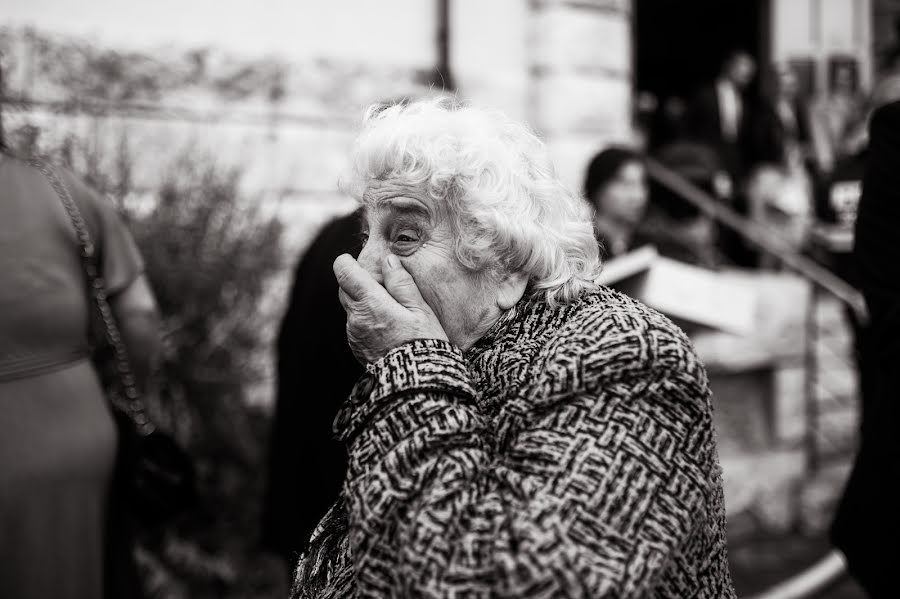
[749, 63, 816, 169]
[261, 208, 363, 572]
[830, 100, 900, 598]
[685, 50, 760, 267]
[686, 50, 757, 179]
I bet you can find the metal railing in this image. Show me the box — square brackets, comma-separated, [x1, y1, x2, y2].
[645, 159, 865, 599]
[645, 159, 866, 322]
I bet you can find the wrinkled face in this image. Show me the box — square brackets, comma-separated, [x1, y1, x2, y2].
[357, 179, 502, 350]
[593, 161, 649, 226]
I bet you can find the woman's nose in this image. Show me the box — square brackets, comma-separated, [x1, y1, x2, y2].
[356, 240, 385, 286]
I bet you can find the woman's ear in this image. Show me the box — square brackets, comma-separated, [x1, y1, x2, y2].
[495, 272, 529, 311]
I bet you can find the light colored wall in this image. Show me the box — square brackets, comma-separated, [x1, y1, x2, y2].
[771, 0, 873, 91]
[2, 0, 437, 67]
[531, 0, 634, 192]
[3, 2, 636, 247]
[451, 0, 532, 122]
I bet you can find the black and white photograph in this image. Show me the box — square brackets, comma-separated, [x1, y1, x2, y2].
[1, 1, 899, 597]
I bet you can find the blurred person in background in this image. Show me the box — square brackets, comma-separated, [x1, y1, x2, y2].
[261, 208, 363, 577]
[582, 146, 649, 258]
[686, 49, 758, 180]
[812, 57, 870, 237]
[869, 44, 900, 119]
[816, 35, 900, 239]
[750, 62, 819, 173]
[813, 57, 867, 173]
[647, 95, 690, 151]
[292, 97, 735, 598]
[0, 148, 161, 599]
[632, 90, 659, 150]
[841, 35, 900, 159]
[810, 34, 900, 296]
[746, 62, 819, 265]
[582, 144, 728, 268]
[684, 50, 760, 267]
[830, 99, 900, 599]
[644, 141, 727, 268]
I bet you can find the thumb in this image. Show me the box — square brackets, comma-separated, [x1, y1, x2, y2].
[382, 254, 428, 310]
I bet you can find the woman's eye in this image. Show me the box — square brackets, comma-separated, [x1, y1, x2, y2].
[391, 230, 421, 253]
[393, 230, 419, 244]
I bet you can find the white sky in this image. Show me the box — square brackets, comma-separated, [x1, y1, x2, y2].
[1, 0, 437, 65]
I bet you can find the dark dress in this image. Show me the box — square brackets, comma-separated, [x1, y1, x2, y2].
[831, 100, 900, 598]
[747, 97, 815, 168]
[261, 209, 363, 565]
[0, 156, 143, 599]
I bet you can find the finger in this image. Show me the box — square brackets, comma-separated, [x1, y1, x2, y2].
[337, 288, 350, 312]
[382, 254, 428, 310]
[333, 254, 385, 302]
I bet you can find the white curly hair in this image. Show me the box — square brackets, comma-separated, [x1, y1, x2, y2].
[343, 96, 601, 306]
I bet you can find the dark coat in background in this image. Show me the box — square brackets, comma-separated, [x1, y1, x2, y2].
[686, 83, 756, 179]
[684, 85, 760, 266]
[261, 209, 363, 564]
[831, 100, 900, 598]
[747, 97, 815, 168]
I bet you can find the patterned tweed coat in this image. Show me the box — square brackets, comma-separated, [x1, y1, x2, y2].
[293, 287, 735, 598]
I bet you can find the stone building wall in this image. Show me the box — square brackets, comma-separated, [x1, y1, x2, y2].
[531, 0, 633, 188]
[451, 0, 635, 190]
[1, 2, 637, 252]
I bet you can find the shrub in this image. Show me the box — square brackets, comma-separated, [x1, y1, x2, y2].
[122, 156, 287, 599]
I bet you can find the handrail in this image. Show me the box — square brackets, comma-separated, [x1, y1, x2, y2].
[743, 550, 849, 599]
[645, 159, 868, 325]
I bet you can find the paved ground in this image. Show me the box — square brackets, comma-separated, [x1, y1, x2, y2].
[726, 293, 865, 596]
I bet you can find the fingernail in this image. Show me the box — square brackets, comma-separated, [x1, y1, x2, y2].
[386, 254, 399, 269]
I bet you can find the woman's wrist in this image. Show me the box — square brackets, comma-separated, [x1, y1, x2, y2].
[334, 339, 475, 444]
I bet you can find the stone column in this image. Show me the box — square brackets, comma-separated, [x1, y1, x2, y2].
[530, 0, 634, 191]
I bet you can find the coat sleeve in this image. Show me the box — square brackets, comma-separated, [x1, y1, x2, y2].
[335, 323, 727, 598]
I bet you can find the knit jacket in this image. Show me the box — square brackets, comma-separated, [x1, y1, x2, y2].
[292, 287, 736, 598]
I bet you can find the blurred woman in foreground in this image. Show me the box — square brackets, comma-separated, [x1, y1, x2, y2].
[0, 147, 161, 598]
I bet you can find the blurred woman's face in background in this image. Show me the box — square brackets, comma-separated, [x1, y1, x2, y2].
[726, 53, 757, 89]
[775, 64, 799, 99]
[832, 65, 855, 94]
[593, 161, 649, 226]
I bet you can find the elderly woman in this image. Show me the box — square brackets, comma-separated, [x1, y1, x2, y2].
[293, 98, 735, 598]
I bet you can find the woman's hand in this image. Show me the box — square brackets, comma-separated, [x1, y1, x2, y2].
[334, 253, 448, 365]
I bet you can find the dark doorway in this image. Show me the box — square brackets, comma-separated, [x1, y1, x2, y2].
[634, 0, 768, 147]
[635, 0, 766, 100]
